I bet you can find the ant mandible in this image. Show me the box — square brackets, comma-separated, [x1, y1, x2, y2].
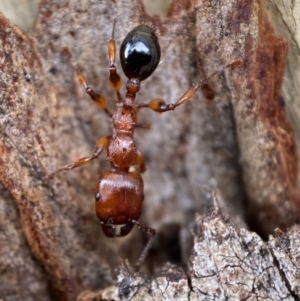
[47, 1, 240, 270]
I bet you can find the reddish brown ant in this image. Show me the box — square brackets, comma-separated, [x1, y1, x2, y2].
[46, 2, 241, 270]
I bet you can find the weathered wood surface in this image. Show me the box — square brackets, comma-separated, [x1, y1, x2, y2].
[0, 0, 39, 30]
[265, 0, 300, 190]
[0, 0, 299, 300]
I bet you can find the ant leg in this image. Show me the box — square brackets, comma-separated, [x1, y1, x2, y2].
[135, 123, 151, 130]
[136, 148, 146, 173]
[133, 126, 150, 173]
[108, 0, 122, 100]
[128, 148, 146, 173]
[131, 220, 156, 271]
[76, 69, 112, 117]
[46, 136, 109, 180]
[137, 61, 242, 113]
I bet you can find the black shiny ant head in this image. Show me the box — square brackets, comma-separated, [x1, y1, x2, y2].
[120, 25, 161, 82]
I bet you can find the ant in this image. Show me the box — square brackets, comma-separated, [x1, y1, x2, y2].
[46, 1, 241, 270]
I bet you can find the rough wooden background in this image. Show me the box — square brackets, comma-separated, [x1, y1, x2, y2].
[0, 0, 300, 300]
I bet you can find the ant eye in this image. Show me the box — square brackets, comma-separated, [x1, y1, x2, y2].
[95, 192, 101, 201]
[120, 25, 161, 81]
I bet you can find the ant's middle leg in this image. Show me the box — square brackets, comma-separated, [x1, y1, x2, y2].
[46, 136, 110, 180]
[135, 123, 151, 130]
[137, 61, 242, 113]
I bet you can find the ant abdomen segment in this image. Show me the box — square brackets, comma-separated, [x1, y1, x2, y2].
[120, 25, 161, 81]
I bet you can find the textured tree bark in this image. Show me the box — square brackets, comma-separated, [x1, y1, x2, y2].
[0, 0, 299, 300]
[265, 0, 300, 189]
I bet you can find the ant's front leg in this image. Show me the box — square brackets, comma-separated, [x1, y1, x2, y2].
[129, 148, 146, 174]
[138, 61, 242, 113]
[46, 136, 109, 180]
[136, 149, 146, 173]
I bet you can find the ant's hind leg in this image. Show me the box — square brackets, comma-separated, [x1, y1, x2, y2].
[76, 69, 112, 117]
[137, 61, 242, 113]
[46, 136, 110, 180]
[108, 0, 122, 98]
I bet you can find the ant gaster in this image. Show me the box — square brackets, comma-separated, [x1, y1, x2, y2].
[47, 2, 241, 270]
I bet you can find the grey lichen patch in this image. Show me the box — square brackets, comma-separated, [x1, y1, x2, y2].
[189, 211, 293, 300]
[269, 226, 300, 298]
[115, 202, 297, 301]
[117, 261, 190, 301]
